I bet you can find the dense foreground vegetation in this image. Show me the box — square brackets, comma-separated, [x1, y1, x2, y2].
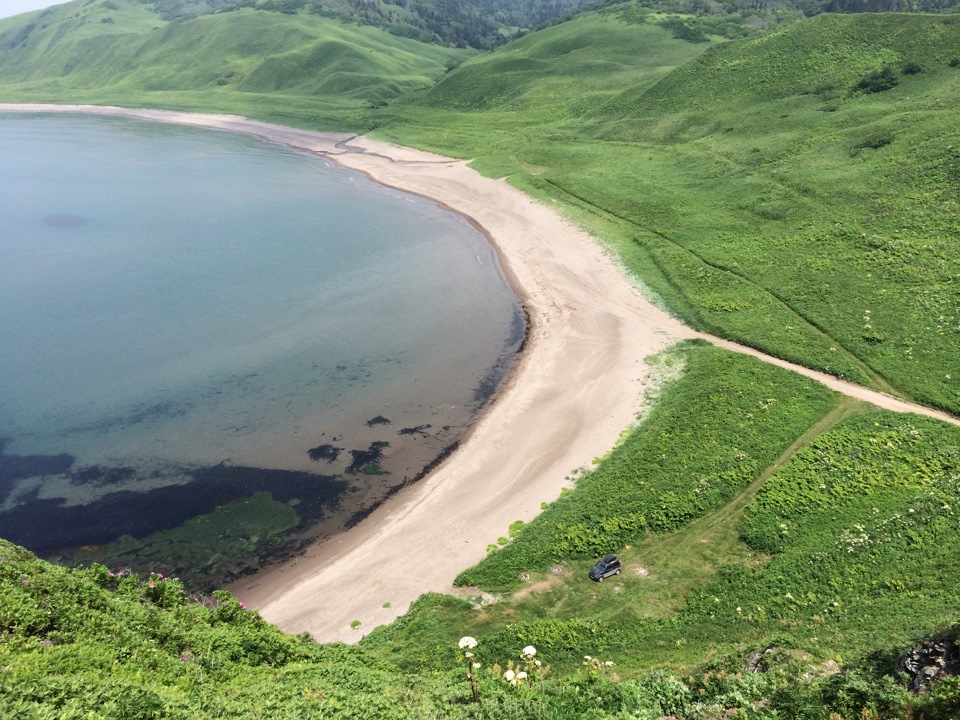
[2, 2, 960, 717]
[3, 344, 960, 718]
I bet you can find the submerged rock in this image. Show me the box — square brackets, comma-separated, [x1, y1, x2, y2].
[307, 444, 342, 463]
[346, 441, 390, 474]
[398, 424, 432, 437]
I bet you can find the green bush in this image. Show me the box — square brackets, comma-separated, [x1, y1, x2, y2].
[901, 60, 923, 75]
[850, 130, 893, 153]
[855, 65, 899, 93]
[659, 17, 709, 43]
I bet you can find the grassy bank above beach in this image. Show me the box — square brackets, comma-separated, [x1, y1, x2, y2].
[371, 10, 960, 415]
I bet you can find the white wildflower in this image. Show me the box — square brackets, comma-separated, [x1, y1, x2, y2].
[516, 671, 528, 680]
[521, 645, 537, 658]
[458, 636, 478, 649]
[504, 670, 516, 682]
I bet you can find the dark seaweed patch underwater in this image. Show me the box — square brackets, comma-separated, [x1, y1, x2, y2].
[0, 440, 348, 588]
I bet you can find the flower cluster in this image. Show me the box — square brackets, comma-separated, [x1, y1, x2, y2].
[503, 669, 527, 687]
[457, 637, 481, 703]
[211, 589, 262, 624]
[502, 644, 543, 689]
[455, 636, 551, 699]
[141, 571, 188, 609]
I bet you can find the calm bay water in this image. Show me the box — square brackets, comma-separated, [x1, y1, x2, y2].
[0, 113, 522, 586]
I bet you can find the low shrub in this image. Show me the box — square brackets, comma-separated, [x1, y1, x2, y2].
[659, 17, 709, 44]
[851, 130, 894, 154]
[855, 66, 899, 93]
[901, 60, 923, 75]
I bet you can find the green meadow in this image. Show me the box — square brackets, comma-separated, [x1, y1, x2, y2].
[2, 2, 960, 717]
[373, 10, 960, 414]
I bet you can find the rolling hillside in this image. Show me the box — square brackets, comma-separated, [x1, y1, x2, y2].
[1, 4, 959, 718]
[377, 10, 960, 415]
[0, 0, 470, 126]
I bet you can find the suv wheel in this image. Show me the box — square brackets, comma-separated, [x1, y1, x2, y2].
[615, 568, 621, 575]
[598, 575, 603, 582]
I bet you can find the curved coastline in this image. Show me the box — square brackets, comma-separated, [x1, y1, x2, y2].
[1, 104, 695, 641]
[5, 104, 957, 645]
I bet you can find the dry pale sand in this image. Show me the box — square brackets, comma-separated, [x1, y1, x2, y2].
[4, 104, 958, 643]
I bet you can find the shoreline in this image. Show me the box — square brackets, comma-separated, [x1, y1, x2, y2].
[5, 104, 956, 644]
[1, 104, 695, 640]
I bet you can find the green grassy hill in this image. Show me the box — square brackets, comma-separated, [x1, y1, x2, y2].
[602, 12, 960, 113]
[0, 0, 469, 127]
[366, 7, 723, 173]
[376, 10, 960, 415]
[412, 9, 716, 114]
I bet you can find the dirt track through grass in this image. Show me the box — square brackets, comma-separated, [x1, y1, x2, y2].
[701, 334, 960, 429]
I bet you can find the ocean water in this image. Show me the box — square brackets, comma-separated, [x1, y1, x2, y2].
[0, 113, 523, 585]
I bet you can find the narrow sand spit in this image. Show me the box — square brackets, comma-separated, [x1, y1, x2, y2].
[4, 104, 957, 643]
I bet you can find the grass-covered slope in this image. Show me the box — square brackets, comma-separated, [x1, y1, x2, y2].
[0, 0, 469, 127]
[360, 343, 960, 718]
[455, 341, 841, 591]
[413, 8, 718, 115]
[376, 11, 960, 415]
[0, 539, 437, 719]
[2, 6, 960, 717]
[602, 12, 960, 114]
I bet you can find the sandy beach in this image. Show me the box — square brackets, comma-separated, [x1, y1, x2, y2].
[3, 104, 957, 643]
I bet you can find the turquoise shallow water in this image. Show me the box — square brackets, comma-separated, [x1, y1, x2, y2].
[0, 113, 522, 583]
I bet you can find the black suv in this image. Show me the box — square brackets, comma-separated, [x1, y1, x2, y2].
[589, 555, 622, 582]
